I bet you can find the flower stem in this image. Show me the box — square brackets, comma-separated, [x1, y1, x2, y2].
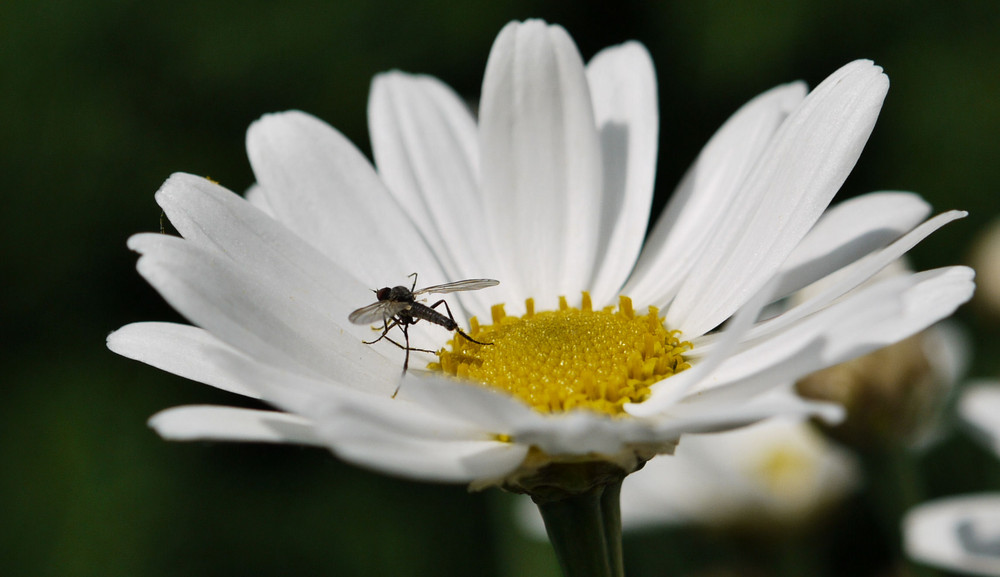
[534, 479, 625, 577]
[864, 447, 940, 577]
[600, 479, 625, 577]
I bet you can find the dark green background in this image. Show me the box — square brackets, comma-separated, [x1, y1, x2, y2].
[3, 1, 999, 575]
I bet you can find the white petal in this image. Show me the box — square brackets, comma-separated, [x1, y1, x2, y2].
[645, 388, 844, 439]
[108, 322, 262, 399]
[584, 41, 659, 305]
[321, 424, 529, 483]
[401, 373, 542, 434]
[155, 172, 383, 342]
[368, 75, 487, 265]
[215, 348, 492, 439]
[624, 81, 806, 308]
[738, 211, 967, 346]
[368, 72, 500, 317]
[243, 183, 274, 216]
[904, 494, 1000, 576]
[959, 383, 1000, 457]
[479, 20, 603, 306]
[245, 110, 446, 288]
[128, 232, 400, 396]
[214, 352, 530, 482]
[683, 267, 975, 407]
[149, 405, 325, 446]
[771, 191, 932, 298]
[668, 60, 889, 337]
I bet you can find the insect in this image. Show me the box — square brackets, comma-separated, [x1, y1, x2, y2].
[348, 273, 499, 397]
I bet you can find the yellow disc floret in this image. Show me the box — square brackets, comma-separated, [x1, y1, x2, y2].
[431, 293, 691, 416]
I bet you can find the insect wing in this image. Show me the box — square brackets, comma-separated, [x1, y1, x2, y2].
[412, 278, 499, 296]
[348, 300, 410, 325]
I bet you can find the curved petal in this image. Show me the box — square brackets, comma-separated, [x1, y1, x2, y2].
[904, 494, 1000, 576]
[368, 72, 499, 317]
[245, 110, 446, 288]
[643, 389, 844, 439]
[243, 183, 274, 216]
[212, 349, 531, 482]
[584, 41, 659, 305]
[149, 405, 326, 446]
[682, 267, 975, 407]
[667, 60, 889, 337]
[319, 423, 529, 483]
[128, 232, 400, 396]
[771, 191, 932, 299]
[108, 321, 262, 399]
[624, 81, 806, 308]
[214, 347, 495, 439]
[734, 210, 966, 347]
[479, 20, 603, 307]
[154, 172, 383, 342]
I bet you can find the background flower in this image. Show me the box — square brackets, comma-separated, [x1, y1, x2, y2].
[904, 382, 1000, 576]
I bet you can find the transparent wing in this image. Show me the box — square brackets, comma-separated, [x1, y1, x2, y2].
[348, 300, 411, 325]
[412, 279, 500, 296]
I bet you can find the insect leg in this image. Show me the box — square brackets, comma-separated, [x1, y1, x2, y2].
[392, 323, 415, 398]
[382, 333, 435, 355]
[363, 317, 399, 345]
[407, 272, 418, 292]
[428, 299, 493, 346]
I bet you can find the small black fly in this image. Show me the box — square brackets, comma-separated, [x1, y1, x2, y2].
[348, 273, 498, 397]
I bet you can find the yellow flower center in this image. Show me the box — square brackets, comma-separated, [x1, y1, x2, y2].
[756, 445, 814, 496]
[431, 293, 691, 416]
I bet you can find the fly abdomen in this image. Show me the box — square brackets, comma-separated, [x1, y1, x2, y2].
[409, 303, 457, 330]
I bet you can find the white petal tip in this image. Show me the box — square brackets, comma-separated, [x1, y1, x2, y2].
[904, 494, 1000, 576]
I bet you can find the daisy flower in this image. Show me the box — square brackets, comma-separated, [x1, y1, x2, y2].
[110, 18, 971, 517]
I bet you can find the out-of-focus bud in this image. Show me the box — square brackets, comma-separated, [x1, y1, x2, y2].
[796, 325, 964, 450]
[968, 216, 1000, 318]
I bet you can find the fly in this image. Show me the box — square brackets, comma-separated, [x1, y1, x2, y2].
[348, 273, 499, 397]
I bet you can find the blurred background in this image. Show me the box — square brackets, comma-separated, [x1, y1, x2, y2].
[3, 0, 999, 575]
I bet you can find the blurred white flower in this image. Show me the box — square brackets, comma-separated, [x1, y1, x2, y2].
[904, 382, 1000, 576]
[618, 413, 859, 530]
[960, 383, 1000, 456]
[108, 19, 973, 488]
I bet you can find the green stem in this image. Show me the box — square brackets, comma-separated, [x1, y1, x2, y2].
[600, 479, 625, 577]
[536, 481, 625, 577]
[864, 447, 940, 577]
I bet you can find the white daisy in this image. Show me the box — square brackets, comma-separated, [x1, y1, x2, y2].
[615, 414, 859, 530]
[108, 19, 973, 489]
